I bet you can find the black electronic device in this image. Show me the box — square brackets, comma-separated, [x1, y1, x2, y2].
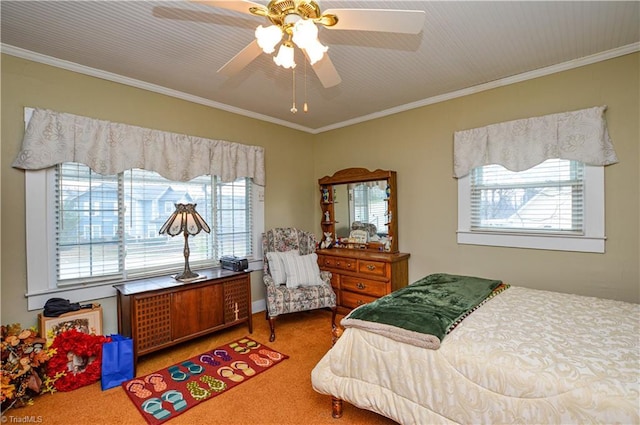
[220, 256, 249, 271]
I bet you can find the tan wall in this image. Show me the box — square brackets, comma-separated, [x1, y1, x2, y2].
[2, 53, 638, 334]
[1, 54, 316, 331]
[313, 53, 639, 303]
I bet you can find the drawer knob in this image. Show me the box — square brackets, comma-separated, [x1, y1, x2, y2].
[347, 262, 352, 267]
[366, 265, 376, 271]
[356, 282, 366, 290]
[356, 300, 365, 306]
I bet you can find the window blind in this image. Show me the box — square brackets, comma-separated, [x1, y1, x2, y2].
[56, 163, 122, 284]
[353, 184, 388, 235]
[56, 162, 252, 286]
[470, 159, 584, 234]
[215, 178, 252, 258]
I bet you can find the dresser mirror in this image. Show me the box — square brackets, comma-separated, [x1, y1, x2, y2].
[332, 181, 388, 239]
[319, 168, 398, 253]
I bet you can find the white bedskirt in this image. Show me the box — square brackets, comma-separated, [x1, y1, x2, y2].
[312, 286, 640, 424]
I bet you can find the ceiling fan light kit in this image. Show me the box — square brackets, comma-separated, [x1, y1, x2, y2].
[252, 0, 331, 69]
[198, 0, 426, 95]
[255, 24, 283, 53]
[274, 40, 296, 68]
[292, 19, 328, 65]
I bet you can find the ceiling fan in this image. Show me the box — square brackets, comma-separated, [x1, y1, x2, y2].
[190, 0, 426, 88]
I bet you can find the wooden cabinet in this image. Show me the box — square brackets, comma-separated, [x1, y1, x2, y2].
[114, 269, 252, 367]
[318, 167, 409, 312]
[317, 249, 410, 314]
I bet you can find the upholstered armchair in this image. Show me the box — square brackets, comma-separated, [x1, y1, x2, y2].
[262, 227, 337, 342]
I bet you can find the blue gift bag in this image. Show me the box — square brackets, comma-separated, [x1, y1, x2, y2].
[101, 334, 134, 390]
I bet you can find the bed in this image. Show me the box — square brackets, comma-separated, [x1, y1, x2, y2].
[311, 274, 640, 424]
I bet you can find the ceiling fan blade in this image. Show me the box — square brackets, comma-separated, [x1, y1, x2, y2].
[218, 39, 263, 77]
[189, 0, 265, 15]
[310, 53, 341, 88]
[322, 8, 426, 34]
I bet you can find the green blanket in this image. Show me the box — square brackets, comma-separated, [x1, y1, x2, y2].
[341, 273, 506, 349]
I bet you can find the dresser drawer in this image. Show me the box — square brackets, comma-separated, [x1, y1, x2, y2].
[341, 290, 377, 309]
[320, 255, 357, 272]
[358, 259, 387, 277]
[328, 272, 339, 289]
[341, 276, 388, 297]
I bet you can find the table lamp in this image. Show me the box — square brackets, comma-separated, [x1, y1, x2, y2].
[159, 203, 210, 281]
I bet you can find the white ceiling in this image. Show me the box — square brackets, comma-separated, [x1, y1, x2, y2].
[2, 1, 639, 133]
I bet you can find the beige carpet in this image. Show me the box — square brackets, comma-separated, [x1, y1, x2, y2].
[9, 310, 397, 425]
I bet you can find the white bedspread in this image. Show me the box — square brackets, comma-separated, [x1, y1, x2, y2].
[311, 286, 640, 424]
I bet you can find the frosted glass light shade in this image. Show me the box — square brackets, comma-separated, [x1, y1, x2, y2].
[274, 42, 296, 69]
[255, 25, 283, 54]
[292, 19, 327, 65]
[292, 19, 318, 49]
[304, 39, 328, 64]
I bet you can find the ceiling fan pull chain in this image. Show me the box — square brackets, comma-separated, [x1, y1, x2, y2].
[291, 68, 298, 114]
[303, 59, 309, 113]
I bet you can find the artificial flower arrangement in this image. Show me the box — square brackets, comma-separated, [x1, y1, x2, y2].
[1, 322, 109, 413]
[44, 329, 108, 392]
[0, 324, 52, 411]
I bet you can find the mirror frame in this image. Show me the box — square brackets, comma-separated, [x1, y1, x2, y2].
[318, 168, 398, 253]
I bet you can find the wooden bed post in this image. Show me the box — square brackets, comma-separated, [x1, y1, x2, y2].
[330, 323, 345, 418]
[331, 320, 343, 345]
[332, 396, 344, 418]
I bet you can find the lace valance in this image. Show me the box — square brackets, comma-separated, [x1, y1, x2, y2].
[453, 106, 618, 178]
[12, 108, 266, 185]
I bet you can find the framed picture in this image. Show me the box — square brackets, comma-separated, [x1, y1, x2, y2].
[39, 306, 103, 344]
[349, 229, 368, 244]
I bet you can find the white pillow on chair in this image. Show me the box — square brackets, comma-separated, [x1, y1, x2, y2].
[266, 250, 299, 285]
[282, 253, 324, 288]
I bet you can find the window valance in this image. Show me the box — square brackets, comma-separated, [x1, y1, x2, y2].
[12, 108, 266, 185]
[453, 106, 618, 178]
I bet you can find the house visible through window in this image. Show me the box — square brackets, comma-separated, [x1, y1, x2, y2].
[21, 108, 265, 310]
[24, 162, 264, 310]
[56, 162, 252, 285]
[458, 159, 605, 253]
[352, 183, 388, 235]
[470, 159, 584, 233]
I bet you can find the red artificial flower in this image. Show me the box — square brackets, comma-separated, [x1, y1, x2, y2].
[46, 330, 110, 392]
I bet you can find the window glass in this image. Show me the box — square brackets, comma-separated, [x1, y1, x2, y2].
[215, 179, 252, 258]
[352, 184, 388, 235]
[457, 159, 605, 253]
[470, 159, 584, 234]
[56, 162, 252, 285]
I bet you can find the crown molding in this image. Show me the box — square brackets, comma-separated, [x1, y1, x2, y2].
[3, 42, 638, 135]
[1, 44, 312, 133]
[313, 42, 640, 133]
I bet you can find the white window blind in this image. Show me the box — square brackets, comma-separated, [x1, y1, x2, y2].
[56, 162, 252, 285]
[215, 178, 252, 258]
[352, 184, 388, 235]
[57, 163, 122, 284]
[470, 159, 584, 234]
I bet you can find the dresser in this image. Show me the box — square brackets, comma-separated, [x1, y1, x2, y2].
[114, 269, 252, 367]
[317, 249, 410, 314]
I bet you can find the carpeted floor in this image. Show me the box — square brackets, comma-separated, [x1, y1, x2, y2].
[7, 310, 397, 425]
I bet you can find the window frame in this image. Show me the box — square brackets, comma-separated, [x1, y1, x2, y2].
[24, 168, 264, 310]
[21, 105, 266, 311]
[457, 163, 605, 253]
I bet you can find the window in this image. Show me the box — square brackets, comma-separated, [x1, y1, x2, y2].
[458, 159, 605, 253]
[25, 163, 264, 310]
[351, 183, 388, 235]
[471, 159, 584, 233]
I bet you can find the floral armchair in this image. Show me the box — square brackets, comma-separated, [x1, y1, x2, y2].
[262, 228, 337, 342]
